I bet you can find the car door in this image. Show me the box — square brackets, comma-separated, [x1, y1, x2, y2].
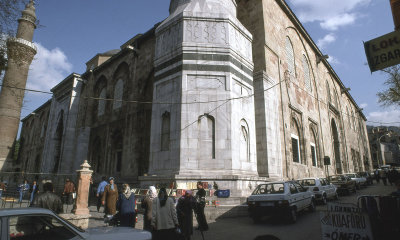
[321, 178, 331, 197]
[294, 182, 309, 209]
[289, 183, 302, 209]
[7, 214, 83, 240]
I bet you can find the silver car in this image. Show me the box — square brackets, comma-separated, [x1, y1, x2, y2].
[1, 208, 151, 240]
[298, 178, 338, 205]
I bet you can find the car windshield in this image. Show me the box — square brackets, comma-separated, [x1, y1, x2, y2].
[329, 175, 346, 181]
[252, 183, 285, 195]
[346, 174, 356, 178]
[298, 179, 316, 186]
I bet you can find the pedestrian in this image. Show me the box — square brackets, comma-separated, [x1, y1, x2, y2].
[29, 180, 39, 205]
[142, 186, 157, 231]
[32, 182, 63, 214]
[380, 169, 388, 186]
[195, 181, 208, 231]
[117, 183, 136, 227]
[18, 180, 30, 203]
[0, 180, 6, 200]
[102, 177, 118, 217]
[62, 178, 76, 205]
[96, 176, 108, 212]
[177, 190, 196, 240]
[151, 187, 179, 240]
[374, 169, 380, 183]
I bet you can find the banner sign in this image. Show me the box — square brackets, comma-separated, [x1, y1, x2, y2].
[364, 30, 400, 72]
[320, 202, 373, 240]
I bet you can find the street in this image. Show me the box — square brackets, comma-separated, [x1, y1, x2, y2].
[189, 182, 395, 240]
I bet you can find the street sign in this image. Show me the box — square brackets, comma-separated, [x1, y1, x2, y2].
[320, 211, 373, 240]
[364, 30, 400, 72]
[321, 202, 373, 240]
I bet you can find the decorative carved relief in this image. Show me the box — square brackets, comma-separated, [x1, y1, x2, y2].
[187, 75, 226, 91]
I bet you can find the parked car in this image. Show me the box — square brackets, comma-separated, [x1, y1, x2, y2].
[297, 178, 338, 204]
[345, 173, 367, 189]
[1, 208, 152, 240]
[247, 181, 315, 223]
[328, 175, 357, 195]
[358, 171, 373, 185]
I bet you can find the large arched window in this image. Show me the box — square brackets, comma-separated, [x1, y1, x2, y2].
[113, 78, 123, 110]
[240, 119, 250, 162]
[199, 114, 215, 159]
[333, 89, 339, 108]
[161, 111, 170, 151]
[310, 127, 318, 167]
[285, 37, 295, 76]
[291, 118, 302, 164]
[98, 88, 106, 116]
[302, 55, 312, 92]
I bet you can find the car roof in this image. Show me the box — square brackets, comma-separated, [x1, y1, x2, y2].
[298, 178, 322, 180]
[0, 208, 56, 217]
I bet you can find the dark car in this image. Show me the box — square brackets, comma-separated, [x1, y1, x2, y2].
[328, 175, 357, 195]
[358, 171, 373, 185]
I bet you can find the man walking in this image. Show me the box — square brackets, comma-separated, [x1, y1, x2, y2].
[62, 178, 76, 205]
[29, 180, 39, 205]
[96, 176, 107, 212]
[32, 182, 63, 214]
[18, 180, 30, 203]
[195, 181, 208, 231]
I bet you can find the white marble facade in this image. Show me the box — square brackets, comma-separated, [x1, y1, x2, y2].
[149, 0, 263, 195]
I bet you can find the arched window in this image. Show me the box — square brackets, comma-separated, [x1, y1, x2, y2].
[291, 118, 302, 163]
[199, 114, 215, 159]
[98, 88, 106, 116]
[333, 89, 339, 108]
[310, 127, 318, 167]
[161, 111, 170, 151]
[113, 79, 123, 110]
[240, 119, 250, 162]
[302, 55, 312, 92]
[285, 37, 295, 76]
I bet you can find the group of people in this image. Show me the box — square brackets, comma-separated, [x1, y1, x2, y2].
[15, 179, 39, 204]
[97, 178, 209, 240]
[374, 167, 400, 185]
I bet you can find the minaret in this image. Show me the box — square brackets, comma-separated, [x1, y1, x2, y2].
[0, 0, 37, 170]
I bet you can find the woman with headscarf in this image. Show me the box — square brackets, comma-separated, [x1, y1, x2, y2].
[151, 187, 179, 240]
[176, 190, 196, 240]
[102, 177, 118, 216]
[141, 186, 157, 231]
[117, 183, 136, 227]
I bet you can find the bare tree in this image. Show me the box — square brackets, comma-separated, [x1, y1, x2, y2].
[377, 65, 400, 107]
[0, 0, 27, 76]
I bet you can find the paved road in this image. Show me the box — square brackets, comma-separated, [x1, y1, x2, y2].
[190, 182, 395, 240]
[87, 181, 396, 240]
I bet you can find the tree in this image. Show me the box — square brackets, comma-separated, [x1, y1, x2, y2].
[377, 65, 400, 107]
[0, 0, 27, 77]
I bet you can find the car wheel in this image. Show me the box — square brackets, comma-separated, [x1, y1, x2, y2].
[322, 195, 327, 205]
[288, 208, 297, 224]
[309, 199, 316, 212]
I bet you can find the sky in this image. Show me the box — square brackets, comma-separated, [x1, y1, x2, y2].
[19, 0, 398, 128]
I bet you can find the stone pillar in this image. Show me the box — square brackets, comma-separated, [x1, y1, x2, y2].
[73, 160, 93, 215]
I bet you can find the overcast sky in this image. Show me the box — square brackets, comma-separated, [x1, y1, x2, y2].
[21, 0, 398, 128]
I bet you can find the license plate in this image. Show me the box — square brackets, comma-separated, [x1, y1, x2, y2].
[259, 202, 274, 206]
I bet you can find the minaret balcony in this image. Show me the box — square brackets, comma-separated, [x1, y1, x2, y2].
[7, 37, 37, 52]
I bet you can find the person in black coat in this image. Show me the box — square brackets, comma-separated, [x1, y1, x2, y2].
[32, 182, 63, 214]
[195, 182, 208, 231]
[117, 183, 136, 227]
[177, 190, 196, 240]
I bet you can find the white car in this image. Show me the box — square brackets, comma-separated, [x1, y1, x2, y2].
[247, 181, 315, 223]
[1, 208, 151, 240]
[298, 178, 338, 205]
[345, 173, 367, 189]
